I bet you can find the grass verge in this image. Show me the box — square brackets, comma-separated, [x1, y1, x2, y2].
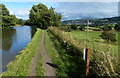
[45, 31, 68, 76]
[36, 48, 45, 76]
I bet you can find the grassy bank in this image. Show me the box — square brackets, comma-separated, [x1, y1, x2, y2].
[9, 24, 22, 27]
[48, 27, 86, 78]
[1, 24, 22, 29]
[48, 27, 119, 77]
[2, 28, 44, 76]
[45, 31, 68, 76]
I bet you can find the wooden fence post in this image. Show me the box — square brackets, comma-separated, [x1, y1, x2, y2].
[85, 48, 90, 78]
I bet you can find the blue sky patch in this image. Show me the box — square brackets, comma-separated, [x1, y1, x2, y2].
[2, 2, 118, 20]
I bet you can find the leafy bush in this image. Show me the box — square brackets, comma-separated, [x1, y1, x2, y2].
[102, 25, 112, 31]
[100, 31, 117, 42]
[78, 25, 85, 31]
[114, 23, 120, 31]
[59, 26, 71, 32]
[17, 19, 25, 26]
[71, 24, 78, 30]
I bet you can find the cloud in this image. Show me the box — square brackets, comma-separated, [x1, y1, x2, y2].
[55, 2, 118, 20]
[3, 2, 118, 20]
[9, 8, 30, 20]
[10, 9, 29, 15]
[3, 2, 59, 20]
[42, 2, 59, 8]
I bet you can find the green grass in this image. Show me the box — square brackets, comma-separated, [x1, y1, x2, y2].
[36, 30, 45, 76]
[68, 30, 118, 55]
[2, 28, 44, 76]
[48, 27, 119, 77]
[45, 31, 68, 76]
[1, 24, 22, 29]
[70, 30, 101, 39]
[36, 50, 45, 76]
[9, 24, 22, 27]
[47, 27, 86, 77]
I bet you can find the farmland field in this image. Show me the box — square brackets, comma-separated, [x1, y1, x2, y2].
[67, 31, 118, 56]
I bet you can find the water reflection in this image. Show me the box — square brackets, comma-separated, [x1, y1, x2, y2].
[31, 27, 36, 38]
[2, 29, 16, 51]
[1, 26, 35, 72]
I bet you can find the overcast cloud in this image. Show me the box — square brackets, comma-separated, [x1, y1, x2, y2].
[55, 2, 118, 20]
[2, 2, 118, 20]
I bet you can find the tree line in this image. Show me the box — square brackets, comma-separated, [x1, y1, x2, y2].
[1, 3, 62, 29]
[1, 4, 25, 28]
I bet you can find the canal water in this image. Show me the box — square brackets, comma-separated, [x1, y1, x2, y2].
[1, 25, 36, 72]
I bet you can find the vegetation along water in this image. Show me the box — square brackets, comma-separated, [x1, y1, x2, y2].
[1, 2, 120, 78]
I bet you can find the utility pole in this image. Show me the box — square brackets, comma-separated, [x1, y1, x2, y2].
[84, 19, 90, 78]
[85, 19, 90, 47]
[85, 48, 90, 78]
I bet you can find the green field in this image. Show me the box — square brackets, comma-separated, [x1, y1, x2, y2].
[68, 31, 118, 56]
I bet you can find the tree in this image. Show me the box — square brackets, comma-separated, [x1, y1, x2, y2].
[27, 3, 62, 29]
[1, 4, 18, 28]
[114, 23, 120, 31]
[2, 15, 17, 27]
[25, 19, 31, 25]
[71, 24, 78, 30]
[78, 25, 85, 31]
[1, 4, 10, 16]
[102, 25, 112, 31]
[100, 31, 116, 42]
[17, 19, 25, 25]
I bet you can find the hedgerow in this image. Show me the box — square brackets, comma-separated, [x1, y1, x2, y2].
[47, 26, 119, 77]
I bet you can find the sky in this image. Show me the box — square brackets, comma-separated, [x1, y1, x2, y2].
[1, 0, 120, 2]
[2, 2, 119, 21]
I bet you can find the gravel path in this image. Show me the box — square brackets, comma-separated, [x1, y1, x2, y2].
[29, 30, 56, 76]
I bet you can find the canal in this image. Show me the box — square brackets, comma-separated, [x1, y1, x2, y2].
[1, 25, 36, 72]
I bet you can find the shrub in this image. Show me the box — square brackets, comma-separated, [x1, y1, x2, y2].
[59, 26, 72, 32]
[114, 23, 120, 31]
[78, 25, 85, 31]
[100, 31, 117, 42]
[102, 25, 112, 31]
[71, 24, 78, 30]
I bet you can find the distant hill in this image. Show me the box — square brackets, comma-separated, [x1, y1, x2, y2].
[101, 16, 120, 22]
[62, 16, 120, 25]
